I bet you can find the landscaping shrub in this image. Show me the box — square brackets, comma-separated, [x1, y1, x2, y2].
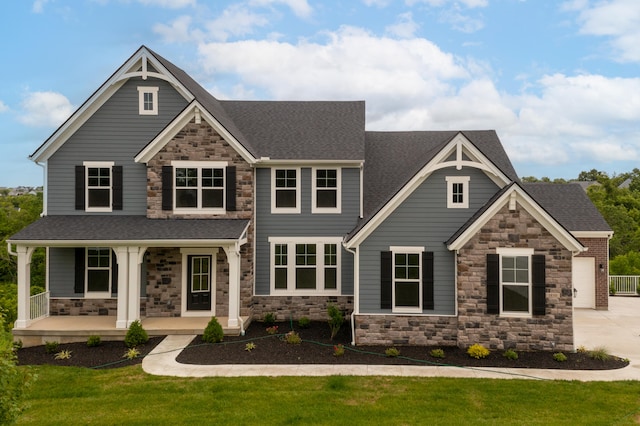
[202, 317, 224, 343]
[327, 304, 344, 340]
[298, 316, 311, 329]
[124, 320, 149, 348]
[467, 343, 490, 359]
[44, 341, 59, 354]
[385, 347, 400, 357]
[429, 348, 445, 359]
[87, 335, 102, 347]
[0, 315, 32, 424]
[503, 349, 519, 361]
[553, 352, 567, 362]
[284, 331, 301, 345]
[588, 346, 610, 361]
[262, 312, 276, 325]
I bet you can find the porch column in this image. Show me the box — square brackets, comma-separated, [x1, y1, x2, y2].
[223, 244, 241, 328]
[114, 247, 129, 329]
[126, 246, 147, 326]
[14, 245, 34, 329]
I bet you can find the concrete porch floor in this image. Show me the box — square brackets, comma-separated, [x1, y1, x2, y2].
[12, 315, 252, 347]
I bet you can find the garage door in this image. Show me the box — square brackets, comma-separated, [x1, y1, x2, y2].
[573, 257, 595, 309]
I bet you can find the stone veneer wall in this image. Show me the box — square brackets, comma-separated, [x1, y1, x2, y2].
[576, 237, 609, 310]
[146, 247, 182, 317]
[50, 298, 147, 317]
[354, 315, 458, 346]
[456, 203, 574, 351]
[252, 296, 353, 322]
[144, 119, 255, 317]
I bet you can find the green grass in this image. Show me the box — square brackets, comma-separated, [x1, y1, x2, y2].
[17, 365, 640, 425]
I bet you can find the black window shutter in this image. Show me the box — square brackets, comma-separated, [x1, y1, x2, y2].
[75, 166, 85, 210]
[112, 166, 123, 210]
[111, 250, 118, 295]
[423, 251, 434, 310]
[162, 165, 173, 211]
[74, 248, 85, 294]
[380, 251, 392, 309]
[226, 166, 236, 211]
[486, 253, 499, 314]
[532, 254, 546, 315]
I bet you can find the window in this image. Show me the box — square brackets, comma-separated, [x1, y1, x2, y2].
[190, 256, 211, 293]
[272, 168, 300, 213]
[86, 247, 111, 297]
[446, 176, 470, 208]
[493, 248, 536, 317]
[138, 87, 158, 115]
[269, 237, 342, 293]
[172, 161, 226, 213]
[312, 168, 341, 213]
[391, 247, 423, 313]
[83, 161, 114, 212]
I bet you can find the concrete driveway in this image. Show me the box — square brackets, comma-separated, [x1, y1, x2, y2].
[574, 296, 640, 365]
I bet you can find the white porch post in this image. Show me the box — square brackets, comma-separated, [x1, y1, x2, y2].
[114, 247, 129, 329]
[126, 246, 147, 326]
[14, 245, 34, 329]
[223, 244, 241, 328]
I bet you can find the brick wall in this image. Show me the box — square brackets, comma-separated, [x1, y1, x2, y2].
[354, 315, 458, 346]
[576, 237, 609, 310]
[252, 296, 353, 322]
[456, 203, 574, 351]
[50, 298, 148, 316]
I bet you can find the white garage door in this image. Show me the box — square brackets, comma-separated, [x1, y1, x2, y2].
[573, 257, 595, 309]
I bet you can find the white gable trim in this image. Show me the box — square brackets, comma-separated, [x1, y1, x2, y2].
[30, 47, 194, 163]
[447, 184, 585, 254]
[345, 132, 511, 249]
[134, 100, 256, 165]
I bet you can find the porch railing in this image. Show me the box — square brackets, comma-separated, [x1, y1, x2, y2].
[30, 291, 50, 320]
[609, 276, 640, 295]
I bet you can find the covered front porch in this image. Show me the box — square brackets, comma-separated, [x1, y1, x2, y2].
[12, 315, 252, 347]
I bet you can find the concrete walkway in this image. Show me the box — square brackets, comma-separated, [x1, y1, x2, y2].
[142, 297, 640, 381]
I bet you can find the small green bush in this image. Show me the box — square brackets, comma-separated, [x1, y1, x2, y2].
[202, 317, 224, 343]
[44, 341, 59, 354]
[503, 349, 518, 361]
[589, 346, 610, 361]
[467, 343, 490, 359]
[298, 316, 311, 329]
[609, 283, 616, 295]
[124, 320, 149, 348]
[87, 335, 102, 347]
[263, 312, 276, 325]
[0, 320, 33, 424]
[385, 347, 400, 357]
[327, 304, 344, 340]
[429, 348, 445, 359]
[284, 331, 301, 345]
[553, 352, 567, 362]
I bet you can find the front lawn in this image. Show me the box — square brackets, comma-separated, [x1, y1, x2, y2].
[16, 365, 640, 425]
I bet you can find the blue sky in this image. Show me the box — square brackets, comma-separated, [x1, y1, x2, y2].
[1, 0, 640, 187]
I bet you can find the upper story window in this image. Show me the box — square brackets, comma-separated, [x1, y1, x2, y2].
[272, 168, 300, 214]
[173, 161, 227, 213]
[138, 86, 158, 115]
[81, 161, 117, 212]
[269, 237, 342, 294]
[446, 176, 470, 209]
[312, 168, 341, 213]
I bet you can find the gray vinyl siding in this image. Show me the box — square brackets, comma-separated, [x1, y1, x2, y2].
[358, 167, 500, 314]
[47, 77, 188, 215]
[255, 167, 361, 295]
[48, 247, 77, 297]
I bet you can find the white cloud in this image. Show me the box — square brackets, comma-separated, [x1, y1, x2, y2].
[153, 15, 204, 43]
[136, 0, 196, 8]
[249, 0, 313, 19]
[32, 0, 50, 13]
[204, 4, 270, 41]
[0, 101, 8, 113]
[571, 0, 640, 62]
[406, 0, 488, 8]
[385, 12, 420, 38]
[19, 91, 74, 128]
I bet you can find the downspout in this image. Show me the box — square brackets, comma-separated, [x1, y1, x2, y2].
[343, 243, 358, 346]
[35, 161, 47, 216]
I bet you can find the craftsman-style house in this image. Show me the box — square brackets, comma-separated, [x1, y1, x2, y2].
[9, 46, 612, 350]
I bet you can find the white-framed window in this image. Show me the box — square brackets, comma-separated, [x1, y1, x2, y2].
[269, 237, 342, 294]
[271, 168, 300, 213]
[172, 161, 227, 214]
[391, 246, 424, 313]
[497, 247, 533, 317]
[86, 247, 111, 298]
[84, 161, 114, 212]
[312, 168, 341, 213]
[138, 86, 158, 115]
[446, 176, 470, 209]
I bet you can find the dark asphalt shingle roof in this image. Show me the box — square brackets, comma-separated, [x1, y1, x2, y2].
[9, 216, 249, 243]
[522, 183, 612, 232]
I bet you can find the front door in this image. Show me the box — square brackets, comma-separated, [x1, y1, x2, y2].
[187, 255, 212, 311]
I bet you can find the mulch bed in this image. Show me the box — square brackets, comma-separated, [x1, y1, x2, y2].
[16, 321, 629, 371]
